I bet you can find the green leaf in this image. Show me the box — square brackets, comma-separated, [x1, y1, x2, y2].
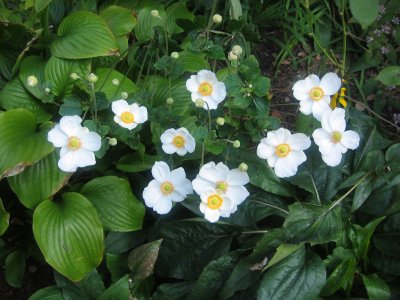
[5, 250, 25, 288]
[51, 11, 118, 59]
[156, 219, 234, 280]
[257, 246, 326, 300]
[361, 273, 391, 300]
[59, 96, 83, 116]
[349, 0, 379, 28]
[28, 286, 63, 300]
[81, 176, 145, 232]
[0, 79, 51, 122]
[55, 270, 105, 299]
[252, 76, 270, 97]
[320, 258, 357, 296]
[0, 198, 9, 236]
[128, 239, 162, 281]
[135, 5, 164, 42]
[265, 243, 303, 270]
[8, 151, 69, 209]
[98, 275, 130, 300]
[95, 68, 137, 101]
[106, 253, 129, 282]
[0, 109, 54, 178]
[100, 6, 136, 36]
[376, 66, 400, 86]
[152, 282, 194, 300]
[19, 56, 47, 100]
[178, 52, 210, 72]
[35, 0, 52, 13]
[116, 152, 160, 173]
[229, 0, 243, 20]
[352, 179, 372, 211]
[33, 193, 104, 281]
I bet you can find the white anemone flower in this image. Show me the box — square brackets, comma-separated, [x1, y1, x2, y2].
[200, 188, 234, 223]
[47, 116, 101, 172]
[111, 99, 148, 130]
[192, 162, 250, 206]
[257, 128, 311, 178]
[292, 73, 341, 121]
[312, 108, 360, 167]
[161, 127, 196, 156]
[186, 70, 227, 110]
[143, 161, 193, 214]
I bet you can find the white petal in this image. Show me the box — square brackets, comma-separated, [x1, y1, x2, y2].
[81, 132, 101, 152]
[211, 82, 227, 102]
[174, 178, 193, 197]
[257, 141, 274, 159]
[299, 98, 313, 115]
[184, 134, 196, 153]
[186, 76, 199, 92]
[328, 108, 346, 132]
[204, 208, 220, 223]
[170, 167, 186, 184]
[60, 146, 69, 157]
[135, 106, 148, 124]
[288, 150, 307, 167]
[227, 169, 249, 185]
[75, 148, 96, 168]
[160, 129, 176, 144]
[320, 72, 341, 95]
[192, 177, 213, 196]
[59, 115, 83, 137]
[112, 100, 130, 116]
[220, 196, 234, 211]
[274, 157, 297, 178]
[143, 181, 162, 207]
[198, 162, 225, 183]
[225, 185, 249, 205]
[267, 155, 278, 168]
[288, 133, 311, 151]
[162, 143, 177, 154]
[199, 202, 207, 213]
[312, 100, 332, 121]
[334, 141, 348, 154]
[58, 151, 78, 172]
[304, 74, 320, 89]
[293, 90, 310, 101]
[312, 128, 331, 147]
[48, 125, 68, 147]
[321, 150, 342, 167]
[153, 198, 173, 214]
[151, 161, 170, 182]
[203, 96, 219, 110]
[197, 70, 217, 83]
[176, 147, 188, 156]
[292, 79, 310, 94]
[169, 191, 185, 203]
[341, 130, 360, 150]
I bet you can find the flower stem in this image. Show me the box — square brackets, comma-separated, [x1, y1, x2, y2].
[89, 83, 97, 121]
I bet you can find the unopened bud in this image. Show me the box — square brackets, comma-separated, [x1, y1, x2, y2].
[212, 14, 222, 24]
[108, 138, 117, 146]
[195, 98, 205, 108]
[228, 51, 238, 61]
[248, 83, 253, 88]
[121, 92, 128, 99]
[216, 117, 225, 126]
[232, 140, 240, 148]
[112, 78, 120, 86]
[27, 75, 38, 87]
[70, 73, 78, 80]
[239, 163, 248, 172]
[170, 52, 179, 59]
[166, 97, 174, 105]
[232, 45, 243, 56]
[87, 73, 98, 83]
[44, 87, 51, 94]
[151, 10, 159, 18]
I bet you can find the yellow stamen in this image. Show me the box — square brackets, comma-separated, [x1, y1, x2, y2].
[216, 181, 229, 193]
[120, 112, 135, 124]
[207, 194, 223, 209]
[160, 181, 174, 195]
[276, 143, 291, 158]
[198, 82, 213, 96]
[309, 87, 324, 101]
[172, 136, 185, 148]
[330, 87, 347, 109]
[331, 131, 342, 143]
[68, 137, 81, 150]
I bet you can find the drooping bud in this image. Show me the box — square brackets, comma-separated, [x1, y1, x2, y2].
[121, 92, 128, 99]
[195, 98, 205, 108]
[27, 75, 38, 87]
[166, 97, 174, 105]
[228, 51, 238, 61]
[216, 117, 225, 126]
[212, 14, 222, 24]
[232, 140, 241, 148]
[108, 138, 117, 146]
[70, 73, 79, 81]
[87, 73, 98, 83]
[239, 163, 248, 172]
[232, 45, 243, 56]
[151, 10, 159, 18]
[170, 52, 179, 59]
[44, 87, 51, 94]
[112, 78, 120, 86]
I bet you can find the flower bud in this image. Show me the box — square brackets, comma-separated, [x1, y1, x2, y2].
[216, 117, 225, 126]
[232, 140, 240, 148]
[44, 87, 51, 94]
[239, 163, 248, 172]
[151, 10, 159, 18]
[232, 45, 243, 56]
[212, 14, 222, 24]
[108, 137, 117, 146]
[228, 51, 238, 61]
[248, 83, 253, 88]
[87, 73, 98, 83]
[27, 75, 38, 87]
[195, 98, 205, 108]
[170, 52, 179, 59]
[121, 92, 128, 99]
[112, 78, 120, 86]
[166, 97, 174, 105]
[70, 73, 79, 81]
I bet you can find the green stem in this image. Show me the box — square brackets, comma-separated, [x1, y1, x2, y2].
[136, 44, 152, 85]
[89, 83, 97, 121]
[340, 0, 347, 78]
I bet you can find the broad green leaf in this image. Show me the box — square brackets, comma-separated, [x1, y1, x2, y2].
[164, 2, 195, 34]
[152, 282, 194, 300]
[59, 96, 83, 116]
[28, 286, 63, 300]
[0, 109, 53, 178]
[128, 239, 162, 280]
[33, 193, 104, 281]
[320, 258, 356, 296]
[51, 11, 118, 59]
[230, 0, 243, 20]
[135, 5, 164, 42]
[116, 152, 159, 173]
[376, 66, 400, 86]
[257, 246, 326, 300]
[8, 151, 70, 209]
[35, 0, 52, 13]
[361, 273, 391, 300]
[100, 6, 136, 36]
[106, 253, 129, 282]
[352, 179, 372, 211]
[265, 243, 303, 270]
[55, 270, 105, 299]
[98, 275, 129, 300]
[5, 250, 25, 288]
[178, 52, 210, 72]
[0, 198, 9, 236]
[45, 56, 90, 97]
[349, 0, 379, 28]
[374, 214, 400, 259]
[81, 176, 145, 232]
[0, 79, 51, 122]
[95, 68, 137, 101]
[156, 219, 234, 280]
[19, 56, 47, 100]
[105, 231, 147, 254]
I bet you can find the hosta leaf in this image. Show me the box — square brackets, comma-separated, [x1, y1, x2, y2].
[100, 6, 136, 36]
[35, 0, 52, 13]
[8, 152, 70, 209]
[178, 52, 210, 72]
[81, 176, 145, 232]
[0, 198, 9, 236]
[33, 193, 104, 281]
[135, 5, 165, 42]
[5, 250, 25, 288]
[0, 109, 54, 178]
[361, 273, 391, 300]
[51, 11, 118, 59]
[95, 68, 137, 101]
[349, 0, 379, 29]
[19, 56, 47, 100]
[28, 286, 63, 300]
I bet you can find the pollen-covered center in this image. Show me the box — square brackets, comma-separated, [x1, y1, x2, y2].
[309, 87, 324, 101]
[68, 137, 81, 150]
[160, 181, 174, 195]
[331, 131, 342, 143]
[276, 143, 291, 158]
[172, 135, 185, 148]
[198, 82, 213, 96]
[207, 194, 223, 210]
[120, 111, 135, 124]
[215, 181, 229, 193]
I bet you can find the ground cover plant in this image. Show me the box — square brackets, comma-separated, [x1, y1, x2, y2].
[0, 0, 399, 299]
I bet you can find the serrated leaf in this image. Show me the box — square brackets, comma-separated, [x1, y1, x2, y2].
[320, 258, 356, 296]
[0, 198, 9, 236]
[51, 11, 118, 59]
[349, 0, 379, 28]
[33, 193, 104, 281]
[265, 243, 303, 270]
[81, 176, 145, 232]
[361, 273, 391, 300]
[376, 66, 400, 86]
[128, 239, 162, 280]
[8, 152, 70, 209]
[0, 109, 54, 178]
[100, 6, 136, 37]
[95, 68, 137, 101]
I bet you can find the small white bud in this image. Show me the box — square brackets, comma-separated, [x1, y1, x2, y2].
[232, 140, 240, 148]
[121, 92, 128, 99]
[170, 52, 179, 59]
[27, 75, 38, 87]
[70, 73, 79, 80]
[112, 78, 120, 86]
[228, 51, 238, 61]
[108, 138, 117, 146]
[247, 92, 251, 97]
[232, 45, 243, 56]
[212, 14, 222, 24]
[239, 163, 248, 172]
[151, 10, 159, 18]
[195, 98, 205, 108]
[248, 84, 253, 88]
[166, 97, 174, 105]
[44, 87, 50, 94]
[216, 117, 225, 126]
[87, 73, 98, 83]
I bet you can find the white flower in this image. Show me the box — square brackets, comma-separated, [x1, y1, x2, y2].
[47, 116, 101, 172]
[161, 128, 195, 156]
[186, 70, 227, 110]
[257, 128, 311, 178]
[199, 188, 234, 223]
[111, 99, 148, 130]
[292, 73, 341, 121]
[192, 162, 250, 206]
[143, 162, 193, 214]
[312, 108, 360, 167]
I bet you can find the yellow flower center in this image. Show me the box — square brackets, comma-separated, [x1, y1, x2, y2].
[276, 143, 291, 158]
[207, 194, 223, 210]
[215, 181, 229, 193]
[309, 87, 324, 101]
[160, 181, 174, 195]
[331, 131, 342, 143]
[198, 82, 213, 96]
[121, 112, 135, 124]
[172, 135, 185, 148]
[68, 137, 81, 150]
